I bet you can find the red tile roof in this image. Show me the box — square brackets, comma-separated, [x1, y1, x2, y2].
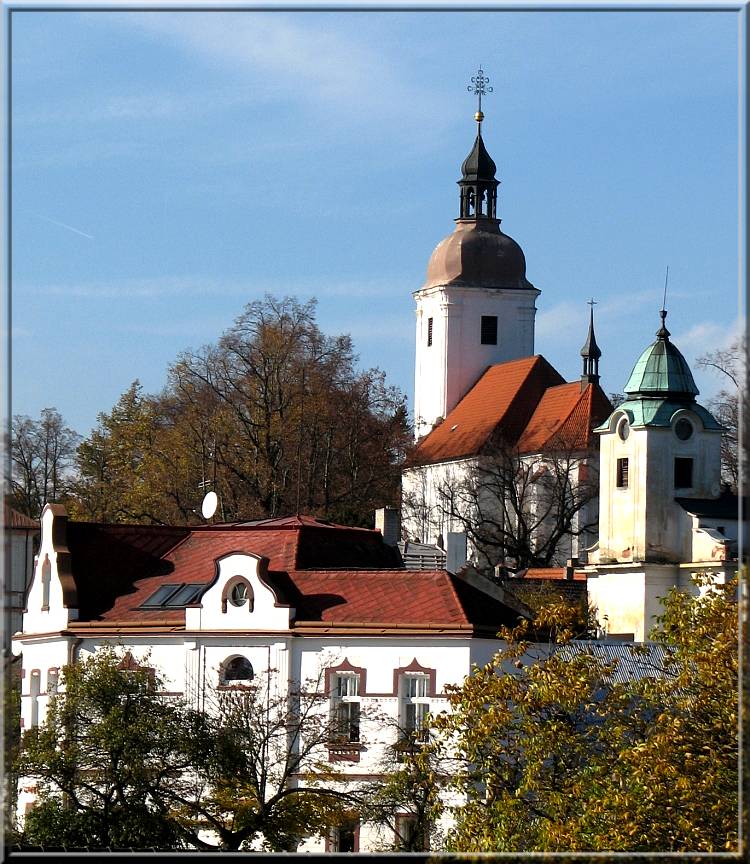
[60, 517, 520, 633]
[517, 382, 612, 453]
[411, 356, 564, 466]
[288, 569, 517, 629]
[409, 358, 612, 466]
[521, 567, 587, 582]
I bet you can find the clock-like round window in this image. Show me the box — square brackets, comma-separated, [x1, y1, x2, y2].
[617, 418, 630, 441]
[229, 582, 249, 607]
[675, 418, 693, 441]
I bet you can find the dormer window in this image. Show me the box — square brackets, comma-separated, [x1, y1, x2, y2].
[140, 583, 204, 609]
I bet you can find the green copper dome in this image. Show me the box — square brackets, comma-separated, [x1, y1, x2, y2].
[623, 311, 699, 399]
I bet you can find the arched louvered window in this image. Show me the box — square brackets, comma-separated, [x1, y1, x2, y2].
[223, 656, 254, 683]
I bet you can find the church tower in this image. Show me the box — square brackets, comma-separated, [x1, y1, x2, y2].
[586, 309, 727, 641]
[595, 309, 723, 565]
[413, 70, 540, 440]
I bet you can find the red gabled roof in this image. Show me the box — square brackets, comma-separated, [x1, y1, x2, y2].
[411, 356, 564, 466]
[65, 518, 401, 625]
[56, 515, 521, 633]
[288, 568, 517, 629]
[517, 382, 612, 453]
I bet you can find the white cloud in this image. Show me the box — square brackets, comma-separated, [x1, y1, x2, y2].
[535, 301, 583, 344]
[91, 11, 448, 136]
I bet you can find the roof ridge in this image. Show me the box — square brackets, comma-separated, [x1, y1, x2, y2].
[443, 571, 472, 625]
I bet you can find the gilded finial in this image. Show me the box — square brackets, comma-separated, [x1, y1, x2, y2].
[467, 67, 493, 129]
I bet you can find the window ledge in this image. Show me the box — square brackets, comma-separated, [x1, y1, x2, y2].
[326, 741, 365, 762]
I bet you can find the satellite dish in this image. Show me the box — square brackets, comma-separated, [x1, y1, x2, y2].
[201, 491, 218, 520]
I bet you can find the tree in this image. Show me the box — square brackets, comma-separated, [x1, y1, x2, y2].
[72, 296, 411, 526]
[17, 650, 193, 850]
[430, 575, 739, 852]
[357, 715, 448, 852]
[404, 438, 599, 572]
[71, 382, 167, 523]
[165, 666, 354, 852]
[696, 337, 747, 491]
[8, 408, 80, 519]
[16, 651, 356, 852]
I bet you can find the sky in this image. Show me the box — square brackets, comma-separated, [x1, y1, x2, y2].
[7, 4, 743, 438]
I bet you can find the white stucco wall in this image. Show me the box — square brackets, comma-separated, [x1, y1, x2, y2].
[413, 284, 538, 439]
[597, 408, 722, 563]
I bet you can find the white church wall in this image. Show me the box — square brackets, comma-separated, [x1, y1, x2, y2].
[401, 458, 476, 549]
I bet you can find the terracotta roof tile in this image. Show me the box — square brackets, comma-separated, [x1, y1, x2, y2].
[288, 569, 521, 629]
[411, 356, 564, 465]
[517, 382, 612, 453]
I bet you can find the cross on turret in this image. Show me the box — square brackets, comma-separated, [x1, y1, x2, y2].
[467, 67, 493, 129]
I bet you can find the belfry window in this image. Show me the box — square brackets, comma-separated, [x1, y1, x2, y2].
[674, 457, 693, 489]
[481, 316, 498, 345]
[427, 317, 433, 347]
[616, 458, 629, 489]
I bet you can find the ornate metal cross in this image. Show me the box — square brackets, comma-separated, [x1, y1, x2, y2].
[467, 67, 493, 118]
[587, 297, 597, 309]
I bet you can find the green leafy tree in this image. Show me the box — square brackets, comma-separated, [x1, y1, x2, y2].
[432, 575, 739, 852]
[17, 650, 193, 850]
[16, 651, 355, 852]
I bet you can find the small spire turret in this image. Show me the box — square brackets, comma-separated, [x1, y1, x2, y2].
[459, 68, 499, 221]
[580, 298, 602, 388]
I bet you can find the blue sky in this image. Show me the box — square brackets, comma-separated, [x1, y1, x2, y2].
[8, 6, 742, 437]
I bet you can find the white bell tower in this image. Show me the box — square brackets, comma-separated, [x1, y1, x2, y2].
[413, 70, 539, 439]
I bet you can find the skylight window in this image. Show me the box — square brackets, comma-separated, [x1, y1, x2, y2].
[141, 583, 204, 609]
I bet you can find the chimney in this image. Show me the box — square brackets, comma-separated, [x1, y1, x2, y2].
[446, 531, 468, 574]
[374, 507, 400, 547]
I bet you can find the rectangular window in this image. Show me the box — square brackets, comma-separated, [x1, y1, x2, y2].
[400, 673, 430, 743]
[396, 814, 429, 851]
[331, 674, 360, 743]
[481, 315, 498, 345]
[674, 457, 693, 489]
[329, 820, 359, 852]
[616, 458, 629, 489]
[47, 669, 59, 694]
[427, 317, 433, 347]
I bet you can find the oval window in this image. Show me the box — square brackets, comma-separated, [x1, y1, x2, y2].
[617, 418, 630, 441]
[229, 582, 249, 607]
[675, 418, 693, 441]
